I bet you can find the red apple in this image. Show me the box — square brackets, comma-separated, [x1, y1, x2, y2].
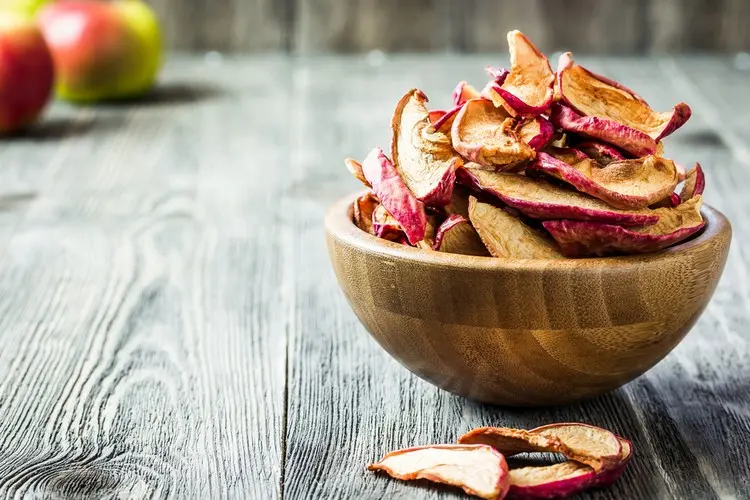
[0, 12, 54, 133]
[38, 0, 162, 102]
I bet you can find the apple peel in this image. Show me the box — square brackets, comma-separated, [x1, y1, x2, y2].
[488, 31, 554, 117]
[452, 98, 536, 169]
[361, 147, 427, 244]
[469, 198, 564, 259]
[557, 52, 691, 142]
[368, 444, 510, 500]
[543, 195, 705, 257]
[527, 152, 679, 210]
[458, 166, 659, 226]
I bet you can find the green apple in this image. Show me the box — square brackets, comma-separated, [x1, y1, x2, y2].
[0, 12, 54, 133]
[38, 0, 162, 102]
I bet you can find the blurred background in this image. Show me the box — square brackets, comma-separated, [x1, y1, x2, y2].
[147, 0, 750, 54]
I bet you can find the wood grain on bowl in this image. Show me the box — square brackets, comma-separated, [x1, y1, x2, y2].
[325, 193, 731, 406]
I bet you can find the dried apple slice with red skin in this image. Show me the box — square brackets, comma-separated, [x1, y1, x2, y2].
[530, 423, 622, 472]
[507, 461, 596, 499]
[650, 192, 681, 209]
[488, 31, 554, 117]
[528, 152, 679, 210]
[353, 191, 379, 234]
[557, 52, 691, 142]
[452, 98, 536, 169]
[429, 110, 446, 124]
[680, 163, 705, 200]
[345, 158, 370, 187]
[361, 147, 427, 244]
[416, 214, 441, 250]
[391, 88, 461, 206]
[372, 204, 406, 241]
[458, 427, 570, 456]
[486, 66, 510, 85]
[542, 146, 589, 164]
[469, 198, 564, 259]
[457, 166, 659, 226]
[517, 116, 555, 151]
[574, 141, 626, 165]
[543, 195, 705, 257]
[453, 81, 482, 105]
[429, 104, 462, 133]
[433, 214, 490, 256]
[550, 103, 657, 157]
[368, 444, 510, 500]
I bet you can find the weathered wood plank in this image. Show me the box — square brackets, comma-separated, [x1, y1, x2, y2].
[293, 0, 451, 54]
[454, 0, 646, 54]
[0, 57, 291, 498]
[147, 0, 291, 51]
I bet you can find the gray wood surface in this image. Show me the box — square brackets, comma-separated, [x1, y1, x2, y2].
[142, 0, 750, 53]
[0, 55, 748, 499]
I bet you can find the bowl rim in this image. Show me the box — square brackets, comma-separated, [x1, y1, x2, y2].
[325, 190, 731, 271]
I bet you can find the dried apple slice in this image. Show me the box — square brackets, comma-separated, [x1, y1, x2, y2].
[453, 81, 482, 105]
[575, 141, 626, 165]
[458, 166, 659, 226]
[391, 88, 462, 206]
[469, 198, 564, 259]
[517, 116, 555, 151]
[543, 195, 705, 257]
[680, 163, 705, 200]
[508, 461, 596, 499]
[361, 147, 427, 244]
[429, 104, 462, 133]
[433, 214, 490, 256]
[528, 152, 679, 210]
[416, 214, 441, 250]
[353, 191, 379, 235]
[486, 66, 510, 85]
[487, 31, 554, 117]
[451, 98, 536, 169]
[458, 427, 569, 456]
[368, 444, 510, 500]
[530, 423, 622, 472]
[542, 146, 589, 164]
[550, 103, 657, 157]
[650, 192, 681, 209]
[557, 52, 691, 142]
[429, 110, 446, 124]
[345, 158, 370, 187]
[373, 204, 406, 241]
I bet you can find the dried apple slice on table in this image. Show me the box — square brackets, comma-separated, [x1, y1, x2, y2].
[459, 427, 570, 456]
[361, 147, 427, 244]
[458, 165, 659, 226]
[527, 152, 679, 210]
[368, 444, 510, 500]
[391, 88, 462, 207]
[530, 423, 622, 471]
[487, 31, 554, 117]
[555, 52, 691, 154]
[516, 116, 555, 151]
[543, 195, 705, 257]
[469, 198, 564, 259]
[452, 98, 536, 169]
[353, 191, 379, 235]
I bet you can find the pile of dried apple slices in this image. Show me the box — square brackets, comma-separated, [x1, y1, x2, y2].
[346, 31, 704, 258]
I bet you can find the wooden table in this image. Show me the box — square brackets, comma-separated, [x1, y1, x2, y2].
[0, 55, 747, 499]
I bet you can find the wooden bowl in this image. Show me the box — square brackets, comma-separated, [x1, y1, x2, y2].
[325, 193, 732, 407]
